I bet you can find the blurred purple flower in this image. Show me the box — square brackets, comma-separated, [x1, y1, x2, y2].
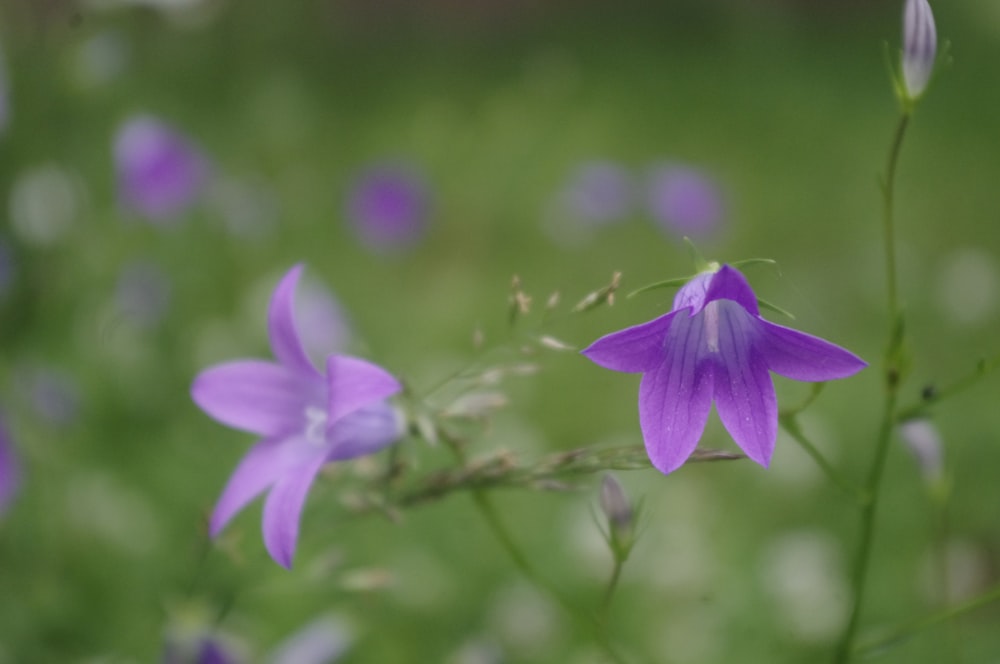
[271, 615, 351, 664]
[117, 261, 172, 327]
[0, 414, 21, 517]
[163, 633, 243, 664]
[646, 164, 724, 238]
[902, 0, 936, 100]
[345, 163, 430, 252]
[559, 161, 633, 226]
[192, 265, 403, 568]
[583, 265, 866, 474]
[114, 115, 210, 223]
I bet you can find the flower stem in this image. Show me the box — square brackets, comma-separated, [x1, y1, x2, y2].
[881, 112, 910, 322]
[469, 490, 630, 664]
[600, 557, 625, 624]
[779, 415, 865, 504]
[834, 394, 897, 663]
[853, 583, 1000, 657]
[440, 429, 630, 664]
[896, 352, 1000, 422]
[834, 110, 912, 663]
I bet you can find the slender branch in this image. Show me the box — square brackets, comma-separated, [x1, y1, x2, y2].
[600, 557, 625, 623]
[834, 111, 912, 663]
[383, 445, 742, 510]
[469, 489, 631, 664]
[854, 584, 1000, 657]
[779, 415, 866, 504]
[896, 352, 1000, 422]
[834, 395, 898, 663]
[881, 113, 910, 321]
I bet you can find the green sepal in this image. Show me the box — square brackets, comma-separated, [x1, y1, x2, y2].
[756, 296, 795, 320]
[626, 276, 692, 299]
[730, 257, 778, 272]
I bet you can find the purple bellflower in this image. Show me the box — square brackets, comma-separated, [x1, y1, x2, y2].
[114, 115, 210, 223]
[345, 163, 430, 253]
[0, 413, 21, 517]
[192, 265, 403, 568]
[582, 265, 866, 474]
[902, 0, 936, 100]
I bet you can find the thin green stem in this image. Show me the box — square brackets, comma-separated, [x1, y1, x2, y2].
[882, 113, 910, 321]
[896, 352, 1000, 422]
[440, 429, 629, 664]
[600, 557, 625, 623]
[470, 491, 630, 664]
[854, 583, 1000, 657]
[834, 110, 912, 664]
[834, 395, 898, 664]
[779, 416, 866, 504]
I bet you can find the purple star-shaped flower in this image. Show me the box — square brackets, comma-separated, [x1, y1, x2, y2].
[192, 265, 403, 568]
[582, 265, 866, 474]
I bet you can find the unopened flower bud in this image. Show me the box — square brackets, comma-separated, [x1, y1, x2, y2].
[600, 474, 638, 561]
[600, 474, 632, 531]
[902, 0, 937, 100]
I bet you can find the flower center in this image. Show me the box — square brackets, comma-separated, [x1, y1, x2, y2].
[704, 300, 720, 353]
[304, 406, 328, 445]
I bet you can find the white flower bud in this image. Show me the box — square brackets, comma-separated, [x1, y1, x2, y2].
[902, 0, 937, 99]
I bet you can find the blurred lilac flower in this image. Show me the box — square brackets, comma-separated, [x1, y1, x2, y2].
[582, 265, 866, 474]
[346, 163, 430, 252]
[270, 615, 351, 664]
[116, 261, 172, 327]
[559, 161, 633, 226]
[114, 115, 210, 223]
[646, 164, 724, 239]
[902, 0, 936, 100]
[898, 418, 944, 485]
[0, 414, 21, 517]
[192, 265, 403, 568]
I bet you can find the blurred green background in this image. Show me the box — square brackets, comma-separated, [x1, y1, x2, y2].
[1, 0, 1000, 662]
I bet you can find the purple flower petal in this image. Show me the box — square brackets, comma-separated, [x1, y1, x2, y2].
[703, 265, 759, 315]
[759, 321, 867, 382]
[325, 356, 402, 424]
[192, 360, 320, 437]
[210, 437, 303, 537]
[262, 456, 328, 569]
[638, 313, 715, 474]
[581, 311, 679, 373]
[269, 265, 323, 379]
[712, 302, 777, 466]
[326, 402, 402, 460]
